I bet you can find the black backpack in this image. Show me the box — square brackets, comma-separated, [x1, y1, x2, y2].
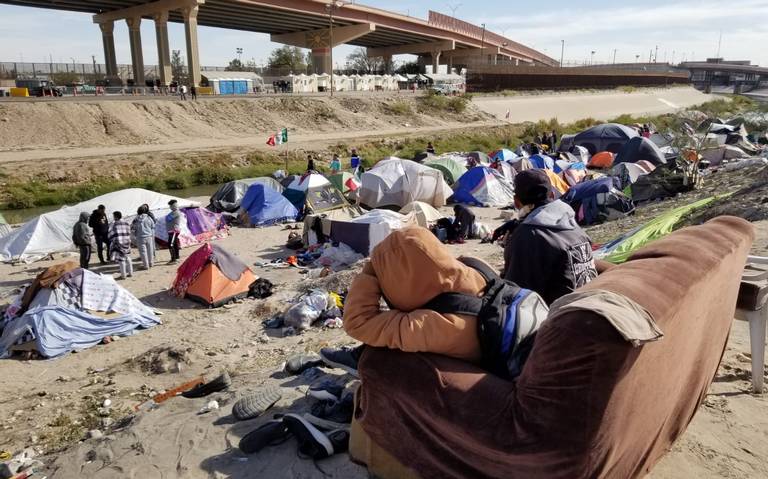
[423, 257, 549, 379]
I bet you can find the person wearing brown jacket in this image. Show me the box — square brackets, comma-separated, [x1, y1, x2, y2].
[320, 227, 485, 375]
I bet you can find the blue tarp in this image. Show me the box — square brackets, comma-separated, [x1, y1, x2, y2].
[529, 154, 555, 170]
[0, 306, 160, 359]
[451, 167, 516, 207]
[241, 184, 298, 226]
[562, 177, 634, 225]
[563, 177, 615, 202]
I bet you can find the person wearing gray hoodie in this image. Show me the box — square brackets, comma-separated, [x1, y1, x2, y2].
[503, 169, 597, 305]
[131, 205, 156, 269]
[72, 212, 93, 269]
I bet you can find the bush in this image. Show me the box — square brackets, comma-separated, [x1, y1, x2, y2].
[618, 86, 637, 93]
[386, 100, 412, 115]
[164, 174, 191, 190]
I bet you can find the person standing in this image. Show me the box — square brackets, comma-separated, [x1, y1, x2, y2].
[88, 204, 110, 264]
[452, 204, 476, 244]
[190, 85, 197, 100]
[350, 149, 361, 171]
[426, 142, 436, 154]
[330, 154, 342, 174]
[179, 84, 187, 101]
[72, 212, 92, 269]
[306, 154, 316, 172]
[550, 130, 558, 152]
[166, 200, 182, 264]
[109, 211, 133, 280]
[131, 205, 156, 270]
[540, 132, 550, 149]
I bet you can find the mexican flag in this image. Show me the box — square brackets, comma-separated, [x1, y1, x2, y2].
[281, 128, 288, 143]
[266, 134, 276, 146]
[266, 128, 287, 147]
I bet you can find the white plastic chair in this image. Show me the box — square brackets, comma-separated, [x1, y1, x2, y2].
[735, 255, 768, 393]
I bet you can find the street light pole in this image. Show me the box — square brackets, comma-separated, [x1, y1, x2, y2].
[560, 40, 564, 67]
[612, 49, 617, 64]
[325, 1, 347, 97]
[590, 50, 595, 66]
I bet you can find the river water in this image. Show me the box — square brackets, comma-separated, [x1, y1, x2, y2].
[0, 184, 222, 224]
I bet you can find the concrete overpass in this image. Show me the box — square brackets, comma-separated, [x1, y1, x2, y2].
[0, 0, 556, 87]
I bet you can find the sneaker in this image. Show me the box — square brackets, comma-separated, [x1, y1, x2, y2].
[284, 355, 324, 375]
[239, 420, 291, 454]
[319, 345, 364, 378]
[302, 413, 349, 432]
[182, 371, 232, 398]
[307, 380, 344, 403]
[307, 392, 354, 425]
[282, 414, 335, 459]
[233, 387, 282, 421]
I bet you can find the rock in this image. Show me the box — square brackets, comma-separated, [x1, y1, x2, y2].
[102, 399, 112, 408]
[206, 351, 217, 357]
[170, 362, 183, 373]
[37, 391, 47, 397]
[87, 429, 103, 440]
[100, 417, 114, 429]
[97, 407, 111, 417]
[257, 335, 270, 344]
[56, 375, 71, 382]
[198, 400, 219, 414]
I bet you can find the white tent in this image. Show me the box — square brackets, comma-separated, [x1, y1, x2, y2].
[700, 145, 750, 165]
[399, 201, 445, 227]
[286, 173, 332, 192]
[0, 189, 199, 263]
[359, 158, 453, 208]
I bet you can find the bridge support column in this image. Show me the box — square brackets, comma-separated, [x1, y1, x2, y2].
[272, 23, 374, 75]
[99, 21, 118, 79]
[431, 50, 442, 73]
[383, 55, 392, 74]
[154, 11, 172, 86]
[183, 4, 201, 87]
[311, 47, 331, 75]
[126, 17, 145, 86]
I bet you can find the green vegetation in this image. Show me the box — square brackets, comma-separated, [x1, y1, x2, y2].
[618, 86, 637, 93]
[385, 100, 413, 115]
[417, 90, 471, 114]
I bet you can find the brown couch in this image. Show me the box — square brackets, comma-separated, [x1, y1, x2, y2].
[350, 216, 754, 479]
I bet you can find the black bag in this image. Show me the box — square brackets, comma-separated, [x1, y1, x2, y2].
[423, 257, 549, 378]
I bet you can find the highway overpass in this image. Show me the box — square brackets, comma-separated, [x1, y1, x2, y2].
[0, 0, 556, 87]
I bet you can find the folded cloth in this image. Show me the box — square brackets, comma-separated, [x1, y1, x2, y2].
[210, 244, 249, 281]
[548, 288, 663, 346]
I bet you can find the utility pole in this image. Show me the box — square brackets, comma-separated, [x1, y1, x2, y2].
[612, 49, 617, 64]
[716, 30, 722, 58]
[446, 2, 461, 17]
[654, 45, 658, 63]
[590, 50, 595, 66]
[236, 47, 243, 62]
[635, 54, 640, 63]
[92, 54, 97, 80]
[560, 40, 565, 67]
[480, 23, 486, 63]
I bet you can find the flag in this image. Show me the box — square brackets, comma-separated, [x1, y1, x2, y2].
[275, 131, 283, 145]
[281, 128, 288, 143]
[266, 134, 276, 146]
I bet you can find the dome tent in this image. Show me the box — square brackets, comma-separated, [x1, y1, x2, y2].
[424, 157, 466, 185]
[615, 137, 667, 166]
[588, 151, 615, 169]
[208, 177, 283, 213]
[238, 183, 298, 227]
[359, 158, 453, 208]
[573, 123, 639, 155]
[329, 172, 361, 195]
[489, 149, 519, 162]
[399, 201, 445, 227]
[451, 167, 516, 207]
[562, 177, 635, 225]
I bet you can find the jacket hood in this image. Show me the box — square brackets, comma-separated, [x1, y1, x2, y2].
[78, 212, 90, 223]
[370, 226, 486, 311]
[522, 199, 578, 231]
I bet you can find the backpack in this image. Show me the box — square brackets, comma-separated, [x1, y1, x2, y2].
[423, 257, 549, 379]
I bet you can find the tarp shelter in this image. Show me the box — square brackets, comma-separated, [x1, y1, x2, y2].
[700, 145, 750, 165]
[0, 264, 159, 358]
[359, 158, 453, 208]
[201, 71, 262, 95]
[208, 177, 284, 213]
[329, 172, 361, 196]
[529, 154, 555, 170]
[558, 134, 575, 152]
[284, 173, 349, 215]
[154, 206, 229, 249]
[595, 196, 720, 263]
[562, 177, 635, 225]
[171, 243, 256, 307]
[238, 183, 298, 227]
[615, 137, 667, 165]
[588, 151, 615, 169]
[611, 162, 656, 190]
[489, 149, 518, 162]
[424, 157, 466, 185]
[400, 201, 445, 227]
[0, 212, 10, 238]
[571, 145, 591, 163]
[324, 210, 416, 256]
[573, 123, 639, 155]
[0, 189, 199, 263]
[451, 167, 516, 207]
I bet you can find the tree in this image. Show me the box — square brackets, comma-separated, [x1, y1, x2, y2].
[50, 71, 81, 86]
[396, 61, 421, 75]
[346, 47, 389, 73]
[171, 50, 188, 84]
[225, 58, 244, 71]
[267, 45, 307, 72]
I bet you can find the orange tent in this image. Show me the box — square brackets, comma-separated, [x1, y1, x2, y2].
[544, 169, 570, 196]
[588, 151, 615, 169]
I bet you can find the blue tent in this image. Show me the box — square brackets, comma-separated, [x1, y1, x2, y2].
[529, 154, 555, 170]
[562, 177, 634, 225]
[451, 167, 516, 207]
[239, 184, 298, 226]
[490, 148, 518, 162]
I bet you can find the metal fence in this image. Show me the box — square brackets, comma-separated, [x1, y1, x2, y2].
[0, 61, 226, 83]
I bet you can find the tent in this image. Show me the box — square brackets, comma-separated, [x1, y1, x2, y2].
[208, 177, 283, 213]
[649, 132, 674, 148]
[558, 134, 575, 152]
[611, 161, 656, 190]
[323, 210, 416, 256]
[562, 177, 635, 225]
[171, 243, 256, 307]
[0, 189, 199, 263]
[700, 145, 750, 165]
[154, 206, 229, 249]
[588, 151, 615, 169]
[400, 201, 445, 227]
[359, 158, 453, 208]
[283, 173, 349, 215]
[529, 154, 555, 170]
[425, 157, 466, 185]
[0, 212, 10, 238]
[0, 263, 160, 358]
[466, 151, 491, 166]
[412, 152, 437, 163]
[329, 172, 361, 195]
[544, 169, 570, 196]
[615, 137, 667, 165]
[489, 149, 518, 162]
[451, 167, 516, 207]
[573, 123, 639, 154]
[559, 161, 588, 187]
[571, 145, 591, 163]
[238, 183, 298, 227]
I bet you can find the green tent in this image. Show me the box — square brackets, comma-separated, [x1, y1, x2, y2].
[425, 158, 466, 185]
[599, 196, 724, 264]
[329, 172, 361, 195]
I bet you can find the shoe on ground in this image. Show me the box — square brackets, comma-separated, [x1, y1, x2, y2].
[284, 354, 323, 375]
[302, 413, 350, 432]
[239, 420, 291, 454]
[307, 392, 354, 425]
[319, 345, 364, 378]
[182, 371, 232, 398]
[307, 380, 344, 403]
[282, 413, 336, 459]
[233, 387, 282, 421]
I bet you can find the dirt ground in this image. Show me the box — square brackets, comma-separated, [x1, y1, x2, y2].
[1, 188, 768, 478]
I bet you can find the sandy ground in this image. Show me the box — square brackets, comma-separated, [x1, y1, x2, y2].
[1, 190, 768, 478]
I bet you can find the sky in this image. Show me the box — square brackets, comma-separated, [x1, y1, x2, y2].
[0, 0, 766, 68]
